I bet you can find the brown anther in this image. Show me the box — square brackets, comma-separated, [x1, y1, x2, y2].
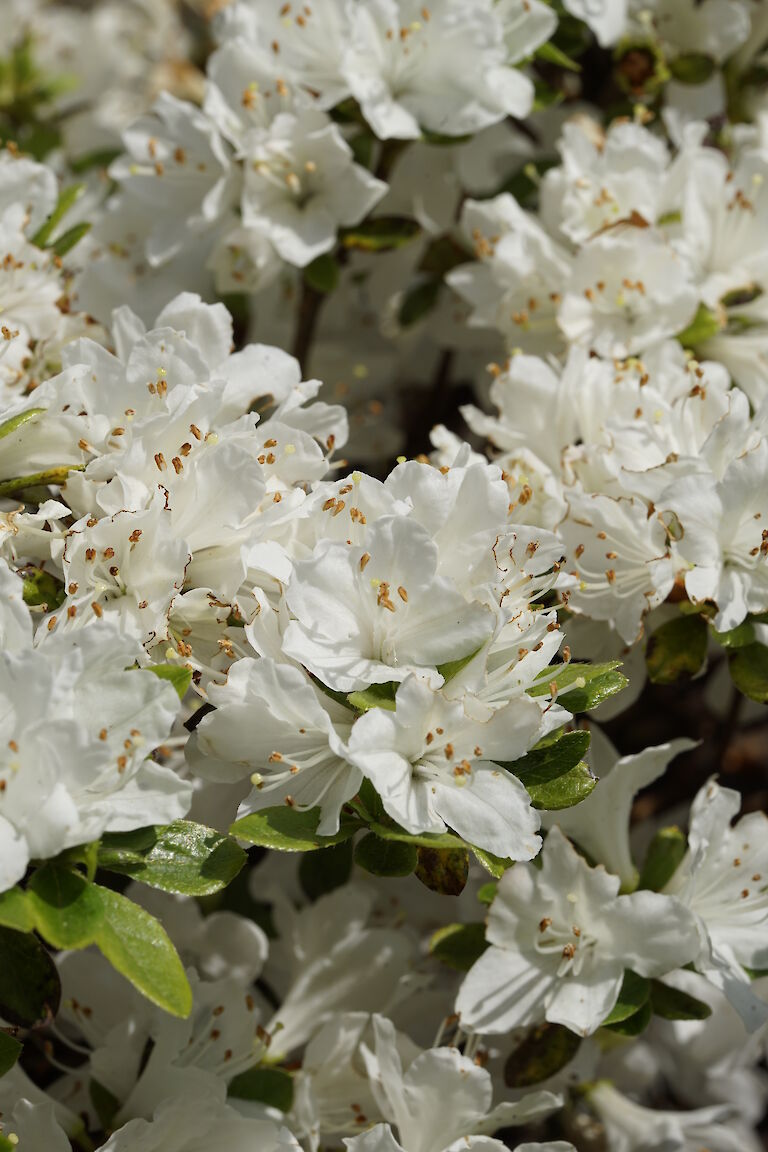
[92, 603, 103, 617]
[154, 452, 166, 471]
[444, 743, 454, 759]
[360, 552, 371, 571]
[539, 917, 552, 932]
[190, 424, 202, 440]
[562, 943, 575, 959]
[172, 457, 183, 474]
[397, 585, 408, 602]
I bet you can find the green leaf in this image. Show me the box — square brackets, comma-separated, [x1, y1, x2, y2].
[535, 41, 582, 71]
[303, 253, 340, 294]
[91, 885, 192, 1018]
[528, 661, 628, 712]
[347, 682, 397, 712]
[0, 926, 61, 1026]
[366, 819, 462, 851]
[0, 1030, 21, 1078]
[646, 614, 708, 684]
[51, 222, 91, 257]
[22, 567, 66, 610]
[0, 888, 33, 932]
[0, 464, 84, 497]
[504, 1022, 581, 1088]
[354, 833, 418, 877]
[469, 845, 513, 878]
[430, 922, 488, 971]
[228, 1066, 294, 1111]
[415, 846, 469, 895]
[98, 821, 247, 896]
[90, 1079, 120, 1129]
[638, 826, 687, 891]
[349, 130, 375, 169]
[418, 235, 471, 277]
[69, 147, 122, 174]
[669, 53, 716, 85]
[649, 979, 712, 1021]
[477, 882, 497, 905]
[436, 646, 483, 683]
[729, 643, 768, 703]
[0, 408, 45, 439]
[299, 839, 354, 901]
[603, 998, 652, 1036]
[398, 278, 441, 328]
[231, 806, 361, 852]
[147, 663, 192, 700]
[27, 865, 104, 949]
[512, 730, 591, 790]
[527, 761, 596, 811]
[340, 215, 421, 252]
[712, 620, 756, 649]
[677, 303, 722, 348]
[533, 78, 564, 111]
[602, 970, 650, 1025]
[30, 183, 84, 248]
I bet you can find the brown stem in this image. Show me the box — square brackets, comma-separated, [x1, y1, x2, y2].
[291, 279, 326, 375]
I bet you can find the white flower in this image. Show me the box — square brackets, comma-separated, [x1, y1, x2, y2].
[560, 491, 675, 645]
[0, 618, 188, 893]
[241, 109, 387, 266]
[281, 515, 495, 692]
[347, 674, 543, 858]
[110, 93, 239, 266]
[562, 0, 629, 46]
[188, 655, 359, 836]
[543, 727, 696, 890]
[342, 0, 533, 142]
[558, 231, 699, 358]
[100, 1085, 299, 1152]
[586, 1080, 745, 1152]
[663, 778, 768, 1031]
[0, 1099, 72, 1152]
[456, 826, 701, 1037]
[667, 440, 768, 631]
[358, 1014, 563, 1152]
[216, 0, 352, 111]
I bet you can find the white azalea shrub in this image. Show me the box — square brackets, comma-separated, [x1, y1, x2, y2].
[1, 3, 768, 1151]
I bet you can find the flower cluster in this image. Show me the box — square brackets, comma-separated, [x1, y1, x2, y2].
[2, 2, 768, 1151]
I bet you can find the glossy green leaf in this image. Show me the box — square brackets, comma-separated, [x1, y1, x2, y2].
[504, 1022, 581, 1088]
[147, 663, 192, 700]
[98, 821, 247, 896]
[27, 865, 104, 949]
[91, 885, 192, 1018]
[646, 614, 708, 684]
[228, 1066, 294, 1111]
[637, 826, 687, 891]
[430, 922, 488, 971]
[712, 620, 756, 648]
[415, 846, 469, 895]
[232, 806, 362, 852]
[0, 887, 33, 932]
[602, 970, 650, 1025]
[528, 661, 628, 712]
[469, 845, 513, 878]
[729, 643, 768, 703]
[354, 833, 418, 877]
[603, 998, 652, 1036]
[527, 761, 596, 811]
[650, 979, 712, 1021]
[511, 730, 591, 790]
[366, 819, 463, 851]
[677, 303, 721, 348]
[340, 215, 421, 252]
[0, 926, 61, 1026]
[347, 682, 397, 712]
